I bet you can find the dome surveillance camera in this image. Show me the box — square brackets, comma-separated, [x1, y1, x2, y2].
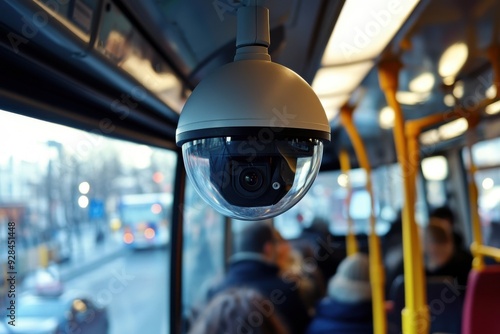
[176, 5, 330, 220]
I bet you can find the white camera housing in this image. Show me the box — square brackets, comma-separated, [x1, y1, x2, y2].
[176, 6, 330, 220]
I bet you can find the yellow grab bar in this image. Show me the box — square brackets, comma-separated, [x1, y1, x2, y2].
[465, 116, 486, 270]
[340, 105, 387, 334]
[471, 244, 500, 262]
[339, 149, 359, 256]
[379, 58, 429, 334]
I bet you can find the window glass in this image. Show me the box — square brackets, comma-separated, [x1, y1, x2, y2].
[463, 137, 500, 168]
[475, 169, 500, 247]
[462, 138, 500, 248]
[182, 178, 225, 322]
[421, 156, 449, 208]
[273, 165, 407, 238]
[0, 110, 175, 333]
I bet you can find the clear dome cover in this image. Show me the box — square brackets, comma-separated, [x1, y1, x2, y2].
[182, 137, 323, 220]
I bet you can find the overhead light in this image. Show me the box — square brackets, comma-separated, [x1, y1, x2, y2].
[486, 85, 497, 99]
[421, 156, 448, 181]
[443, 94, 455, 107]
[312, 61, 374, 96]
[486, 100, 500, 115]
[409, 72, 435, 93]
[321, 0, 420, 65]
[438, 43, 468, 80]
[396, 91, 430, 105]
[438, 118, 468, 140]
[379, 106, 395, 129]
[443, 76, 455, 86]
[319, 95, 350, 120]
[420, 129, 440, 145]
[420, 119, 468, 144]
[453, 81, 464, 98]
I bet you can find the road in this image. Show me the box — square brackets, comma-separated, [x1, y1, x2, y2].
[64, 247, 170, 334]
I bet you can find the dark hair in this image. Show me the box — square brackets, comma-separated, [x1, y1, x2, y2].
[188, 288, 288, 334]
[430, 206, 455, 225]
[425, 224, 452, 245]
[308, 217, 330, 236]
[234, 221, 275, 254]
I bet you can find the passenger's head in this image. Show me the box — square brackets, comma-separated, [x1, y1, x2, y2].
[308, 217, 330, 236]
[327, 253, 371, 303]
[424, 224, 454, 271]
[234, 221, 290, 269]
[430, 206, 455, 234]
[188, 288, 288, 334]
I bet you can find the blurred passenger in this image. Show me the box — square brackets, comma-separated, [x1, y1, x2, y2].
[280, 244, 325, 315]
[306, 253, 373, 334]
[299, 217, 341, 288]
[424, 224, 471, 286]
[429, 206, 472, 278]
[429, 206, 468, 253]
[189, 288, 288, 334]
[208, 221, 310, 334]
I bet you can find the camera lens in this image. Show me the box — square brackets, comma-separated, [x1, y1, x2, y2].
[240, 168, 263, 192]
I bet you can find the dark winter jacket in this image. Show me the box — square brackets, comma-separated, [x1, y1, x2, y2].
[306, 298, 373, 334]
[208, 256, 310, 334]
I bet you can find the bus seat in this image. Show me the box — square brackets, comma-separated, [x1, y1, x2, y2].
[388, 275, 464, 334]
[462, 265, 500, 334]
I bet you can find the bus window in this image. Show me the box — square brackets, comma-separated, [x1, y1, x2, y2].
[0, 109, 175, 333]
[463, 138, 500, 247]
[421, 156, 449, 208]
[182, 178, 225, 324]
[273, 166, 409, 239]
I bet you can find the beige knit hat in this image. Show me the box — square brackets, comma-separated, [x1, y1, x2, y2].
[327, 253, 372, 303]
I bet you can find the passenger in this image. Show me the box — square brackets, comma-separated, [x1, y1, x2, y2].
[424, 224, 471, 286]
[429, 206, 468, 253]
[429, 206, 473, 279]
[207, 221, 310, 334]
[299, 217, 340, 287]
[188, 288, 288, 334]
[280, 244, 325, 314]
[306, 253, 373, 334]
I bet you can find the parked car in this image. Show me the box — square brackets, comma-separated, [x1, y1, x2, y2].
[0, 291, 109, 334]
[21, 266, 64, 296]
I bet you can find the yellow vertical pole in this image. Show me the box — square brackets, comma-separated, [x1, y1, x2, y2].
[465, 116, 485, 270]
[339, 149, 359, 256]
[340, 106, 387, 334]
[378, 59, 429, 334]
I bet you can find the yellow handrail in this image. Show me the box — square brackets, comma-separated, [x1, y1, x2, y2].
[340, 105, 387, 334]
[339, 149, 359, 256]
[471, 244, 500, 262]
[465, 115, 486, 270]
[378, 58, 429, 334]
